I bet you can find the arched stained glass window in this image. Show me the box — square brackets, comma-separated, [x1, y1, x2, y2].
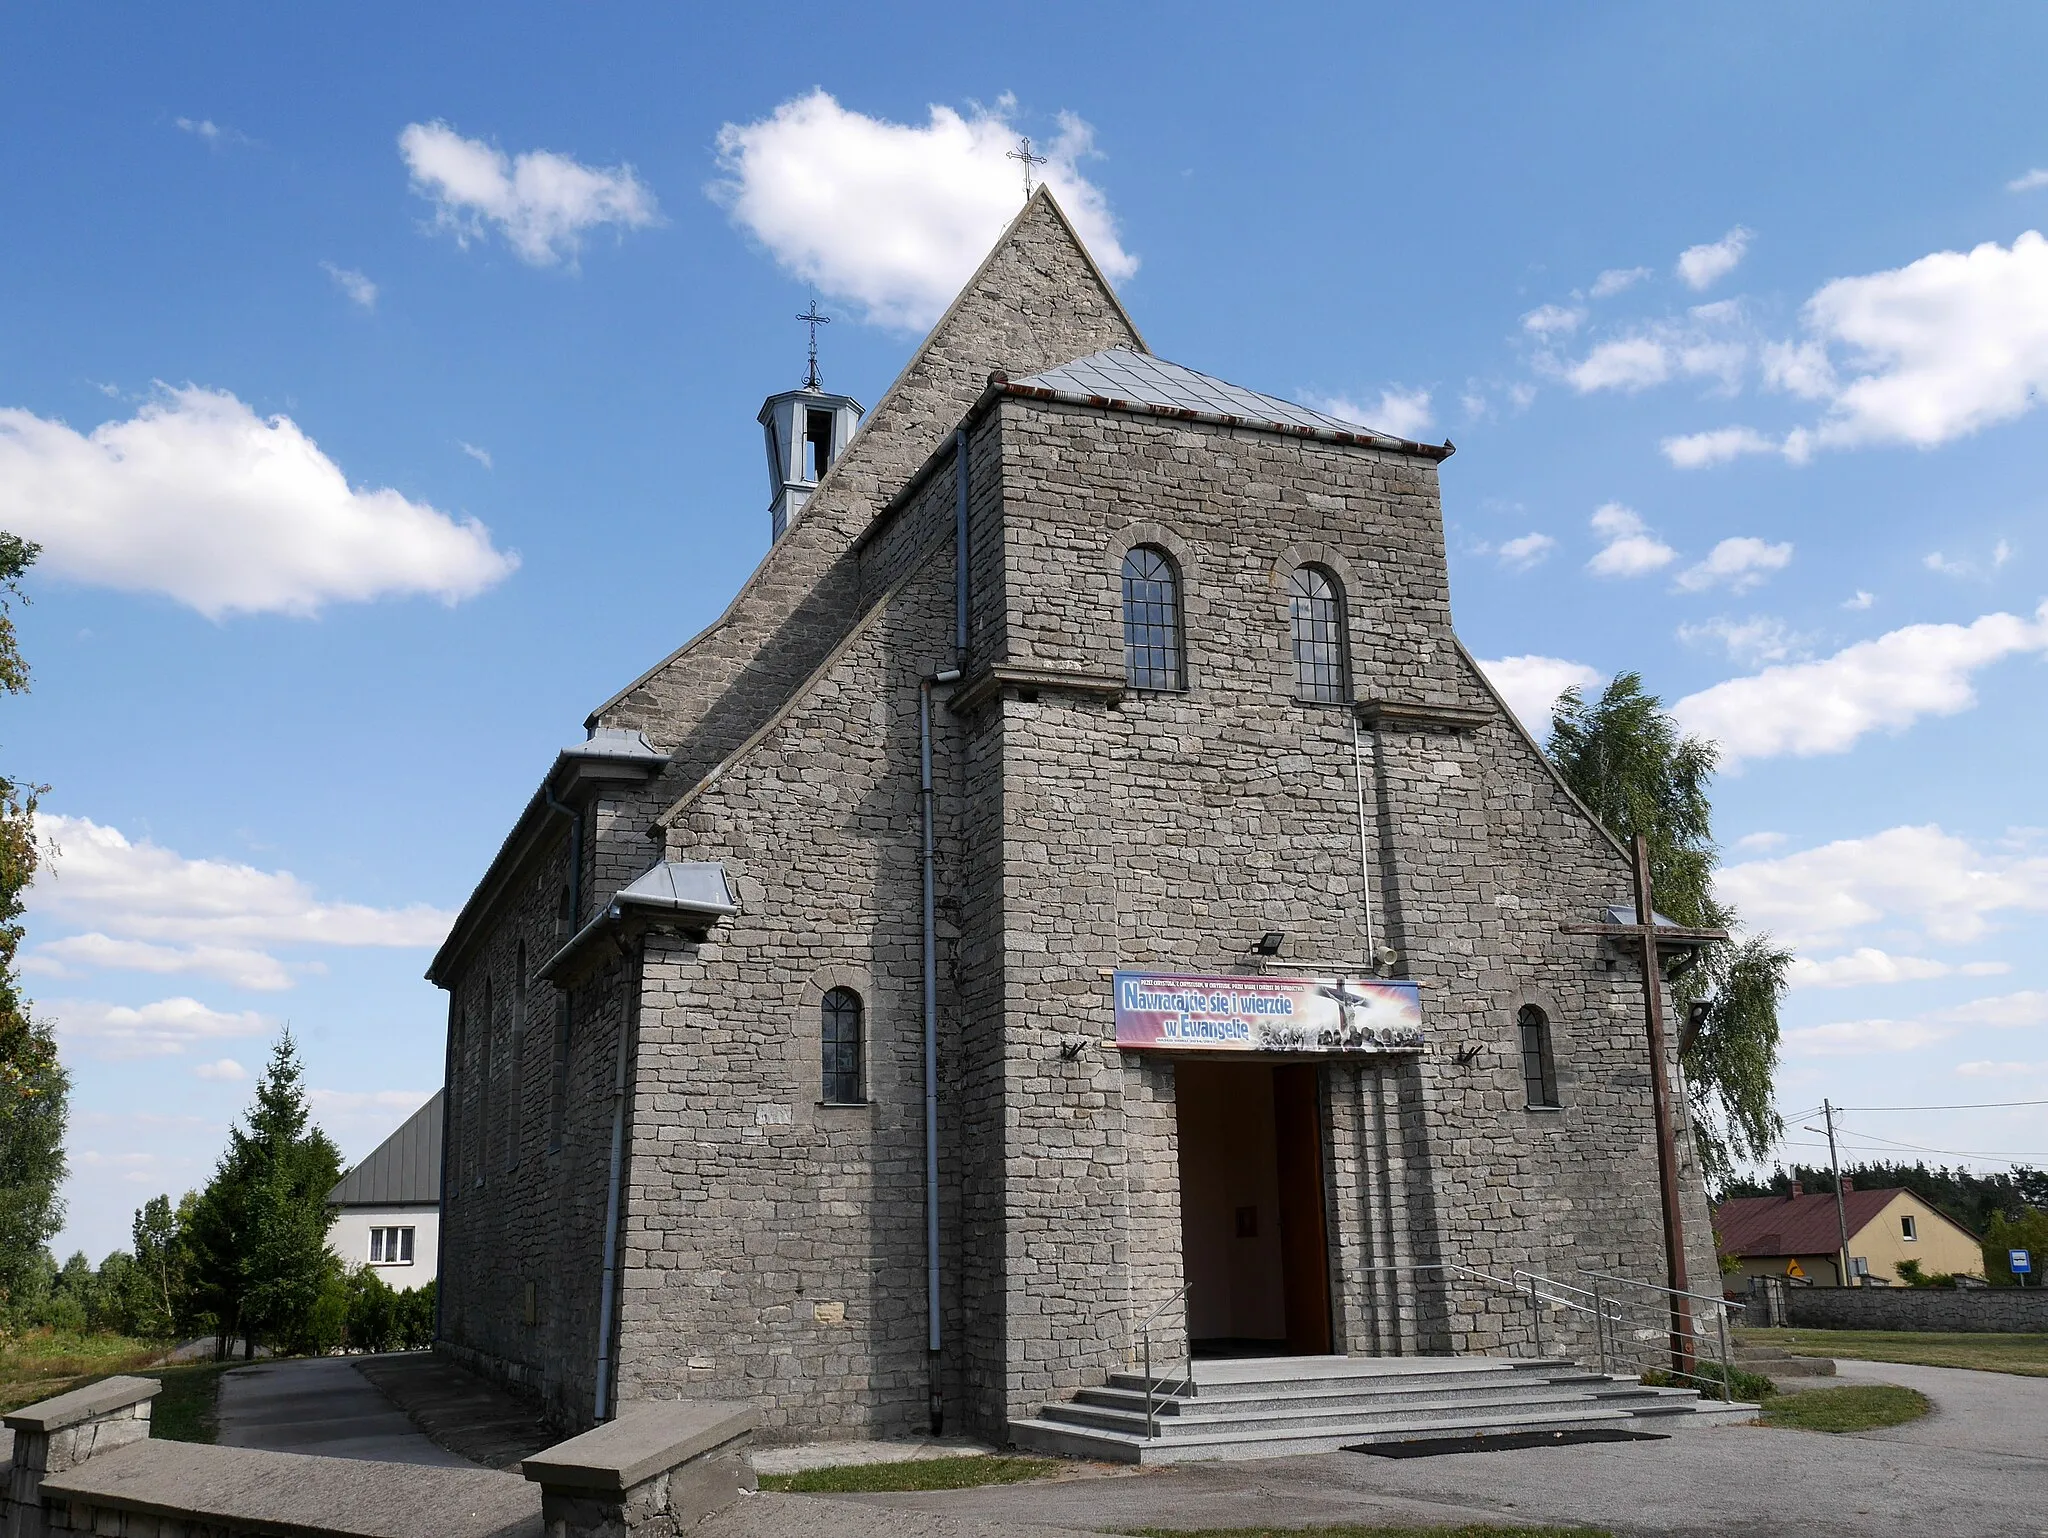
[1287, 565, 1349, 703]
[1519, 1004, 1560, 1109]
[822, 988, 865, 1105]
[1121, 546, 1184, 691]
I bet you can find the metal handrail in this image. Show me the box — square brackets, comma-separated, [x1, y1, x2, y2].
[1576, 1267, 1739, 1403]
[1359, 1261, 1597, 1361]
[1136, 1282, 1192, 1438]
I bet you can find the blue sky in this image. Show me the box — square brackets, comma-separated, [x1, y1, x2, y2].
[4, 4, 2045, 1259]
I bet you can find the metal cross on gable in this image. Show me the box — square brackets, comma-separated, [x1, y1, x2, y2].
[1006, 135, 1048, 200]
[795, 299, 831, 390]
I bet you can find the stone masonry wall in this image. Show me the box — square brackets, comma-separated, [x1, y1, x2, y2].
[973, 395, 1713, 1423]
[1785, 1285, 2048, 1333]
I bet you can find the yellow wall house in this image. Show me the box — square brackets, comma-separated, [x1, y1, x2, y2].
[1715, 1184, 1983, 1288]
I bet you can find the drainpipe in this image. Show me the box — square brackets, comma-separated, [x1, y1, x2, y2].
[920, 665, 960, 1435]
[592, 932, 641, 1421]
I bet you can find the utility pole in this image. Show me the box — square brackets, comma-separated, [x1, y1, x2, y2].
[1823, 1099, 1852, 1288]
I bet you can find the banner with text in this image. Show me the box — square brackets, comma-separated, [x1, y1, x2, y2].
[1112, 970, 1424, 1055]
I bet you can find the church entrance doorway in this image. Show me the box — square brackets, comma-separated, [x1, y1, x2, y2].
[1174, 1060, 1332, 1356]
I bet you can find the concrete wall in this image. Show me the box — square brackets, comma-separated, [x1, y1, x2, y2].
[1784, 1285, 2048, 1333]
[327, 1204, 439, 1289]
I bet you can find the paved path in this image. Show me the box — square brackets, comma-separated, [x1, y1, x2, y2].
[833, 1363, 2047, 1538]
[215, 1357, 477, 1466]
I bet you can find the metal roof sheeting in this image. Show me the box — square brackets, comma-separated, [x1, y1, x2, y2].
[1011, 348, 1389, 438]
[1713, 1188, 1925, 1258]
[328, 1089, 442, 1208]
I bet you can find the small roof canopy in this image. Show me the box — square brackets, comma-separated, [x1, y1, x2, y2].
[1011, 348, 1421, 442]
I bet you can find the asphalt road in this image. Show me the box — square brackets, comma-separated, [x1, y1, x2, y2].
[811, 1360, 2047, 1538]
[214, 1357, 476, 1467]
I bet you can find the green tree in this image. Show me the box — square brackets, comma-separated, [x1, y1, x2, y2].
[1549, 672, 1793, 1179]
[1983, 1209, 2048, 1286]
[187, 1032, 343, 1356]
[0, 534, 66, 1317]
[127, 1193, 190, 1340]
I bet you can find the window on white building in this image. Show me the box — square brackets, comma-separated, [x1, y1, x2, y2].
[1901, 1214, 1918, 1241]
[369, 1226, 416, 1265]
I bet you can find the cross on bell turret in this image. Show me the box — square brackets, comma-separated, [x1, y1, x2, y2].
[758, 303, 864, 542]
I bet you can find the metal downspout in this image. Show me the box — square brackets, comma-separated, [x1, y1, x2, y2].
[592, 930, 640, 1421]
[922, 430, 968, 1437]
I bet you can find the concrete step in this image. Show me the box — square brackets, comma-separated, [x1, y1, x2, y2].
[1736, 1353, 1834, 1377]
[1038, 1384, 1697, 1440]
[1076, 1369, 1615, 1419]
[1012, 1396, 1759, 1465]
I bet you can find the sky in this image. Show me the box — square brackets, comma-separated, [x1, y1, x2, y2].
[3, 3, 2045, 1261]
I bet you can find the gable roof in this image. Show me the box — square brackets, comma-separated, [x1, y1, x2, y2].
[1013, 349, 1379, 436]
[1713, 1187, 1954, 1257]
[328, 1091, 441, 1208]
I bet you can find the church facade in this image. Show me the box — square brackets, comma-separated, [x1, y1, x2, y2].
[426, 192, 1718, 1441]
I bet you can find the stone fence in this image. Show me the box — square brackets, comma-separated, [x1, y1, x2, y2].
[1782, 1285, 2048, 1334]
[0, 1376, 753, 1538]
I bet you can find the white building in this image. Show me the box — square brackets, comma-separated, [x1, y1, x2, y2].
[326, 1090, 441, 1291]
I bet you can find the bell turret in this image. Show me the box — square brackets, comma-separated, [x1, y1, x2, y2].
[761, 302, 864, 541]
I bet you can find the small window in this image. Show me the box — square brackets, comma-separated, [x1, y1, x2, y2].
[369, 1226, 416, 1265]
[1121, 546, 1185, 691]
[1287, 565, 1349, 703]
[1901, 1215, 1917, 1242]
[821, 988, 864, 1104]
[804, 409, 835, 480]
[1519, 1004, 1559, 1109]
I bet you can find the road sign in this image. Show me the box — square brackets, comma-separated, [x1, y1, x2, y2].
[2012, 1249, 2032, 1275]
[1785, 1258, 1806, 1279]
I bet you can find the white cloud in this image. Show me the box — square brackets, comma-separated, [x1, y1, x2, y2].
[1591, 266, 1650, 298]
[1734, 831, 1788, 853]
[1798, 231, 2048, 451]
[1317, 388, 1434, 441]
[1674, 602, 2048, 761]
[1676, 226, 1752, 290]
[0, 386, 516, 618]
[400, 121, 659, 268]
[2007, 169, 2048, 193]
[1522, 304, 1585, 338]
[1568, 337, 1669, 393]
[1474, 655, 1602, 733]
[30, 814, 453, 950]
[1957, 1059, 2046, 1077]
[458, 441, 493, 469]
[1717, 825, 2048, 949]
[1496, 532, 1556, 571]
[1586, 503, 1676, 578]
[1786, 989, 2048, 1057]
[48, 996, 272, 1059]
[22, 933, 294, 991]
[175, 118, 249, 148]
[1674, 536, 1794, 594]
[1925, 541, 2016, 580]
[320, 262, 377, 310]
[1676, 615, 1804, 666]
[709, 91, 1137, 329]
[194, 1058, 247, 1082]
[1844, 590, 1875, 611]
[1761, 339, 1836, 399]
[1787, 948, 2008, 989]
[1661, 426, 1783, 469]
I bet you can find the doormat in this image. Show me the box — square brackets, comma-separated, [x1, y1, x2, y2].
[1349, 1428, 1669, 1458]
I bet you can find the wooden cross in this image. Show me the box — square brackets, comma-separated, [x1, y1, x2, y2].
[795, 300, 831, 390]
[1561, 834, 1727, 1373]
[1006, 135, 1048, 199]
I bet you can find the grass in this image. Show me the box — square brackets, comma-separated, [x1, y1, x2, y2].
[136, 1361, 236, 1444]
[758, 1454, 1063, 1493]
[1740, 1327, 2048, 1378]
[1125, 1527, 1612, 1538]
[1758, 1384, 1932, 1433]
[0, 1329, 162, 1414]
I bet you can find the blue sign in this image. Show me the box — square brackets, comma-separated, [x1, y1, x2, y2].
[2012, 1249, 2032, 1274]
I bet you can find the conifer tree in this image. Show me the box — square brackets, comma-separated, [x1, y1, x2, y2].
[1548, 672, 1792, 1179]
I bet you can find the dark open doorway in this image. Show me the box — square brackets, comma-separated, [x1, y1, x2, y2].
[1176, 1060, 1333, 1356]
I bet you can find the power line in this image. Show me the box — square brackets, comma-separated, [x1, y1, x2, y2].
[1833, 1098, 2048, 1112]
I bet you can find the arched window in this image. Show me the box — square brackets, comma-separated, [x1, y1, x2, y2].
[1121, 546, 1184, 691]
[821, 988, 865, 1105]
[1287, 565, 1349, 703]
[1519, 1004, 1559, 1109]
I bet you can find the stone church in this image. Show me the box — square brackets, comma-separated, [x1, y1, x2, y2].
[427, 190, 1718, 1443]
